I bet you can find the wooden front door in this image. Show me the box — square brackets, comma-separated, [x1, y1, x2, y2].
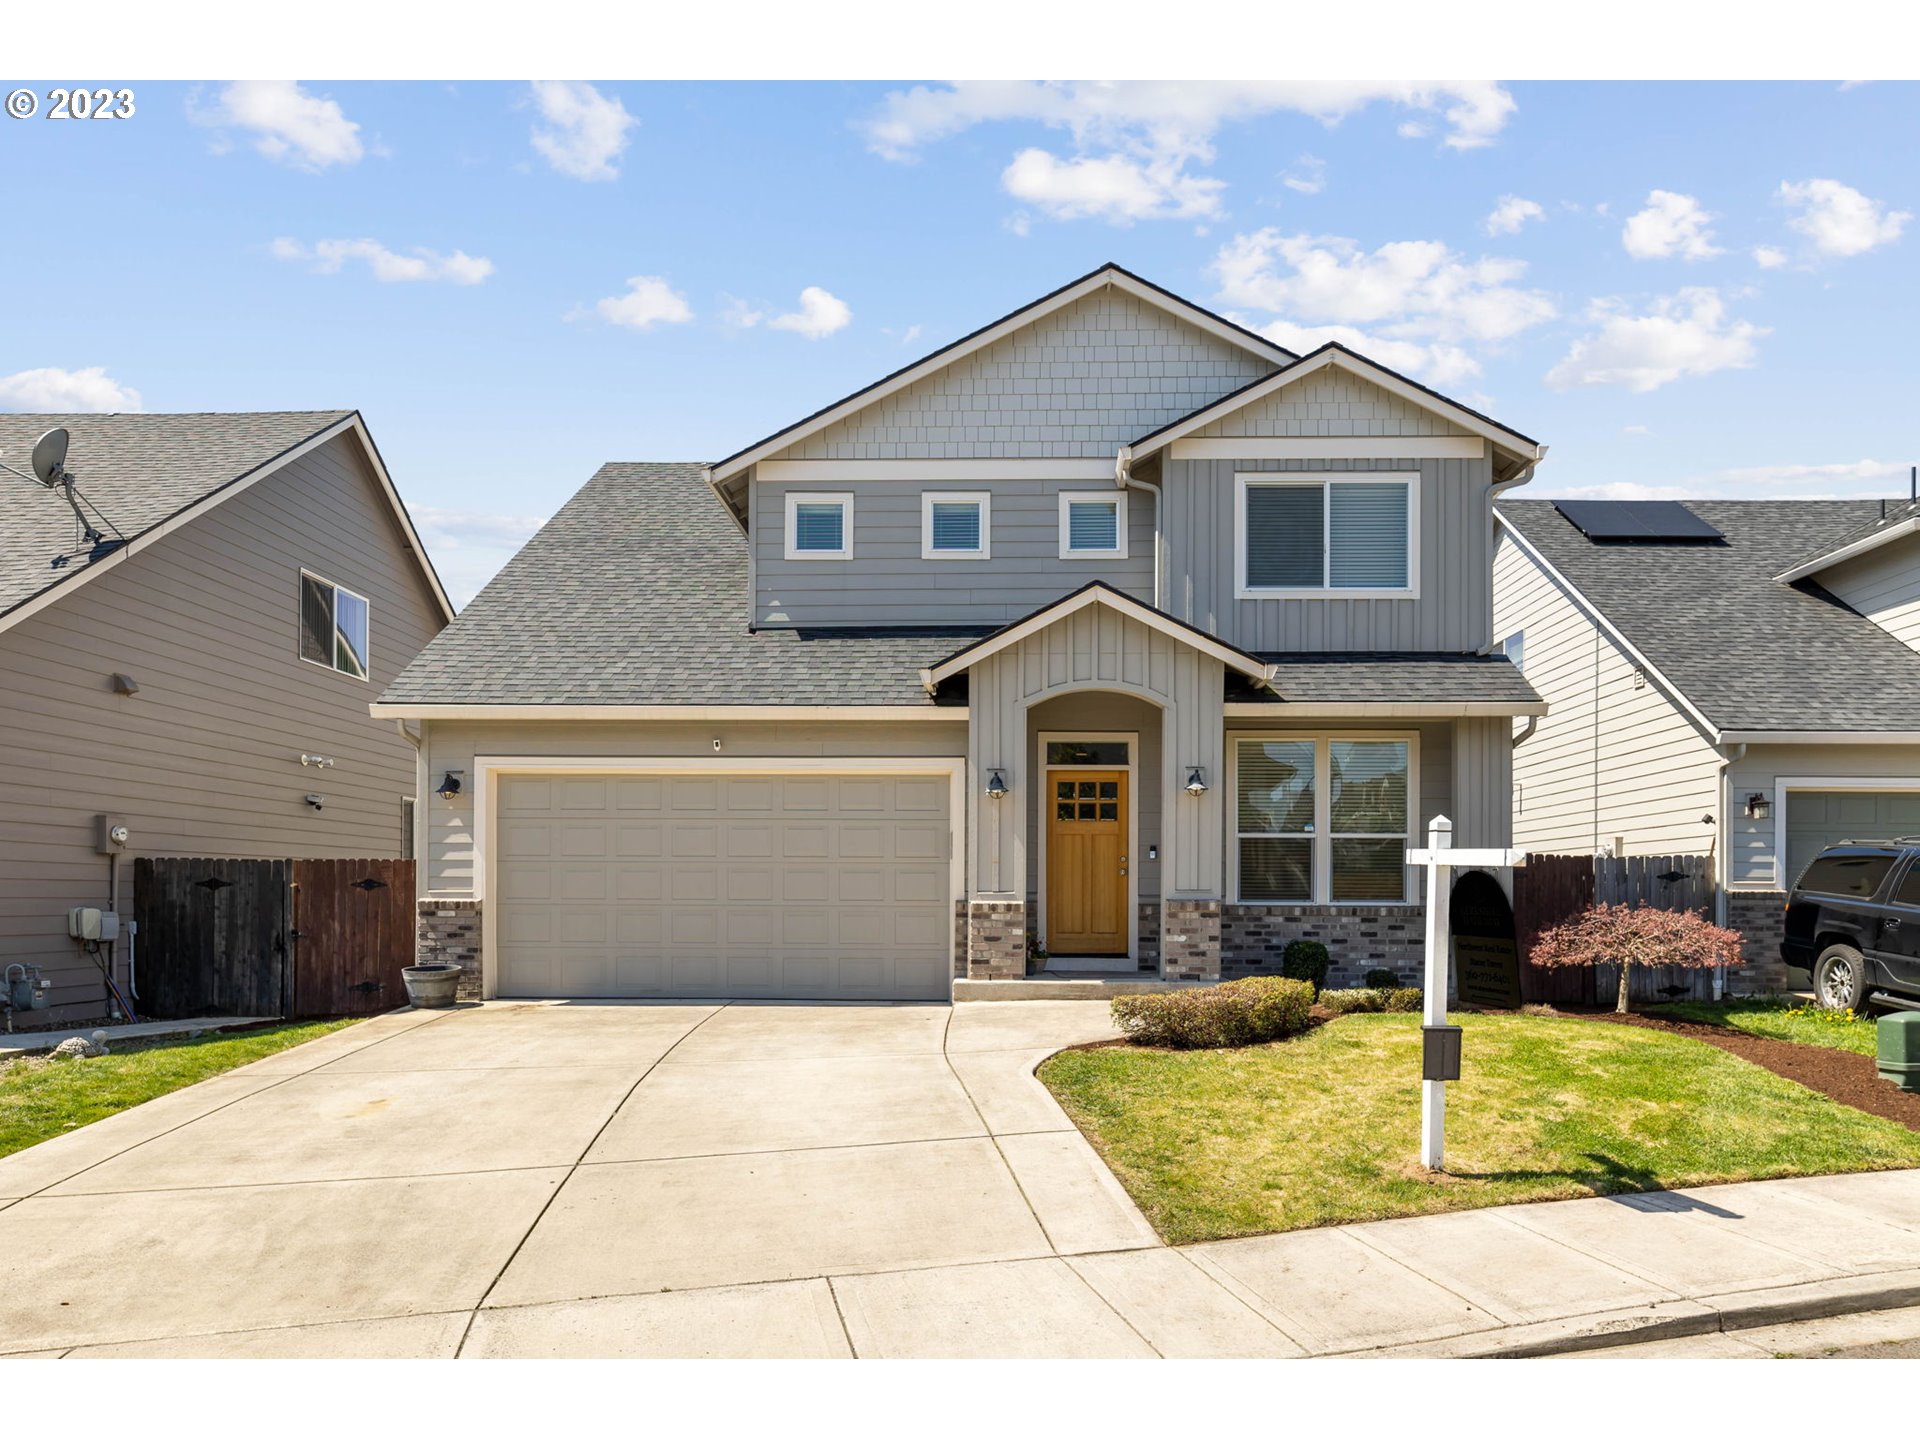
[1046, 769, 1129, 954]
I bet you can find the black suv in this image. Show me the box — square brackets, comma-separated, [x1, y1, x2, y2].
[1783, 841, 1920, 1010]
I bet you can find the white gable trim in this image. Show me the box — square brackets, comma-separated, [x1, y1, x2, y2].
[0, 414, 455, 637]
[920, 583, 1276, 690]
[710, 268, 1291, 485]
[1134, 348, 1542, 467]
[1774, 516, 1920, 583]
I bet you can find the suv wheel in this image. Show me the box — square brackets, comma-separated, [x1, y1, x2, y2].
[1814, 944, 1871, 1011]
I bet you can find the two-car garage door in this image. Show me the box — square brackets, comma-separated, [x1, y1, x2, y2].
[492, 770, 954, 1000]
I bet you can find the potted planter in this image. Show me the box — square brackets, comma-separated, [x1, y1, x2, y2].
[402, 962, 462, 1008]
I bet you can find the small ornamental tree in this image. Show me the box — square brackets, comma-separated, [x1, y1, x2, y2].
[1528, 903, 1744, 1014]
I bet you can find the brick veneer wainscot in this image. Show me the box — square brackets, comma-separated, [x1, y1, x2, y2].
[967, 900, 1027, 980]
[416, 899, 483, 1000]
[1726, 891, 1791, 994]
[1162, 898, 1222, 981]
[1222, 904, 1425, 989]
[1137, 901, 1161, 973]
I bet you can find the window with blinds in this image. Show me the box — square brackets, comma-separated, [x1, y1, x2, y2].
[922, 492, 990, 558]
[785, 492, 852, 559]
[1059, 493, 1125, 558]
[1234, 736, 1413, 904]
[1238, 476, 1413, 594]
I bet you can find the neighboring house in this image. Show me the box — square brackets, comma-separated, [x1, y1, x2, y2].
[1493, 497, 1920, 989]
[379, 264, 1545, 1002]
[0, 411, 453, 1024]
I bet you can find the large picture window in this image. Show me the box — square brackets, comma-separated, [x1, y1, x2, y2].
[1236, 474, 1416, 597]
[299, 571, 370, 680]
[1234, 735, 1414, 903]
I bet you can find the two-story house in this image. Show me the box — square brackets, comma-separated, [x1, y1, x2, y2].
[379, 264, 1545, 1001]
[0, 411, 453, 1024]
[1493, 496, 1920, 991]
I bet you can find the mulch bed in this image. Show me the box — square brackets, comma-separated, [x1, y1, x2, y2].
[1555, 1007, 1920, 1131]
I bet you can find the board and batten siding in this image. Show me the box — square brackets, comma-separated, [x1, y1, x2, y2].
[0, 434, 446, 1023]
[1026, 691, 1163, 904]
[753, 477, 1153, 628]
[778, 288, 1277, 461]
[1815, 534, 1920, 654]
[1492, 527, 1722, 858]
[421, 719, 969, 896]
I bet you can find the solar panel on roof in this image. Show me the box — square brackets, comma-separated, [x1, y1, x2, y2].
[1552, 499, 1723, 541]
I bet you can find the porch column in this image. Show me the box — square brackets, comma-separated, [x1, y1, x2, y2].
[965, 650, 1027, 978]
[1161, 651, 1225, 981]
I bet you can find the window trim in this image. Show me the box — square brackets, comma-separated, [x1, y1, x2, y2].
[1501, 630, 1525, 673]
[921, 490, 992, 560]
[1228, 730, 1421, 906]
[783, 491, 853, 561]
[298, 569, 372, 682]
[1058, 490, 1128, 560]
[1233, 472, 1419, 600]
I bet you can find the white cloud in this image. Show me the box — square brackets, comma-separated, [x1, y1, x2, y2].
[1752, 244, 1789, 269]
[1281, 154, 1326, 195]
[1778, 178, 1910, 257]
[1547, 458, 1912, 504]
[1250, 320, 1481, 386]
[1001, 147, 1223, 223]
[271, 237, 493, 285]
[719, 294, 765, 330]
[1484, 195, 1545, 236]
[529, 81, 637, 182]
[192, 81, 364, 170]
[0, 366, 143, 413]
[1545, 288, 1766, 393]
[1212, 229, 1556, 349]
[768, 286, 852, 340]
[862, 81, 1513, 227]
[1621, 190, 1722, 260]
[407, 506, 547, 609]
[595, 275, 693, 330]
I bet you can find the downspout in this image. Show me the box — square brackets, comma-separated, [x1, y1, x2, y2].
[1712, 741, 1747, 1000]
[1115, 445, 1163, 609]
[397, 718, 427, 883]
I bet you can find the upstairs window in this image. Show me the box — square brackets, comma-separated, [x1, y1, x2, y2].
[784, 492, 852, 560]
[922, 491, 990, 559]
[1501, 630, 1526, 672]
[1059, 492, 1127, 559]
[1236, 474, 1416, 597]
[299, 571, 370, 680]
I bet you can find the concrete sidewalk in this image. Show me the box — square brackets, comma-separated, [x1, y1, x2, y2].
[0, 1016, 278, 1057]
[0, 998, 1917, 1358]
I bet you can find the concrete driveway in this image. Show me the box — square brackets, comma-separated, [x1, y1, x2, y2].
[0, 999, 1280, 1358]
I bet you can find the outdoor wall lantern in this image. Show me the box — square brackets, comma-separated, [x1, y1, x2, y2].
[1185, 767, 1209, 796]
[436, 771, 464, 799]
[985, 769, 1008, 800]
[1744, 792, 1772, 821]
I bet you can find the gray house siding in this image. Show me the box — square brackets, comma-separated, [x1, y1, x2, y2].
[1817, 535, 1920, 654]
[1726, 743, 1920, 891]
[0, 434, 446, 1023]
[1188, 367, 1475, 440]
[753, 477, 1154, 627]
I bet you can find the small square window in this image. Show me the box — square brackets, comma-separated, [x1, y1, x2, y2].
[299, 571, 371, 681]
[922, 492, 990, 559]
[1059, 492, 1126, 559]
[785, 492, 852, 560]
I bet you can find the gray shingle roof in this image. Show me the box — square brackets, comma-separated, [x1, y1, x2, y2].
[1233, 652, 1542, 707]
[1500, 498, 1920, 733]
[0, 410, 353, 619]
[1779, 497, 1920, 577]
[381, 463, 984, 707]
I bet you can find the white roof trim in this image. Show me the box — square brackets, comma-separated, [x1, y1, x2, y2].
[1224, 700, 1548, 718]
[1495, 511, 1723, 743]
[921, 584, 1276, 689]
[710, 268, 1291, 485]
[0, 413, 455, 637]
[371, 703, 967, 721]
[1133, 348, 1543, 466]
[1774, 515, 1920, 583]
[1720, 730, 1920, 745]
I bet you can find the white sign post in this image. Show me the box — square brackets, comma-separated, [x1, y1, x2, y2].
[1405, 815, 1527, 1171]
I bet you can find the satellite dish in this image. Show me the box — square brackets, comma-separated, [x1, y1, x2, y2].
[30, 428, 69, 488]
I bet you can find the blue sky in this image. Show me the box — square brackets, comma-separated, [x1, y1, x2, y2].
[2, 79, 1916, 603]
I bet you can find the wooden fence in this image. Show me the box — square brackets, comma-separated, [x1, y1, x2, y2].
[133, 858, 415, 1020]
[1512, 852, 1718, 1005]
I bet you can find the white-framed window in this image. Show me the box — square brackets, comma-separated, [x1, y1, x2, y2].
[784, 491, 853, 560]
[1058, 491, 1127, 559]
[922, 491, 991, 559]
[1234, 473, 1417, 599]
[299, 570, 371, 680]
[1501, 630, 1526, 672]
[1231, 733, 1418, 904]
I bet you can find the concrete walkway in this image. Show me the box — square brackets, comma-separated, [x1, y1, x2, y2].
[0, 1016, 278, 1057]
[0, 998, 1917, 1358]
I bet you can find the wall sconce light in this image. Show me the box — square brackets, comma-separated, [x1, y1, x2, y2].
[1744, 793, 1772, 821]
[436, 771, 464, 799]
[985, 769, 1008, 800]
[1185, 767, 1209, 796]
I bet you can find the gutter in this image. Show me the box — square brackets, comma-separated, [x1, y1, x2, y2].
[1712, 742, 1748, 1000]
[1115, 444, 1164, 610]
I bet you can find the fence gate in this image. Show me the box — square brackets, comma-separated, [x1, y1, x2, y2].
[1512, 851, 1719, 1005]
[290, 859, 417, 1018]
[132, 858, 291, 1018]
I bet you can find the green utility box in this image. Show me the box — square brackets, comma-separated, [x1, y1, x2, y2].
[1878, 1012, 1920, 1093]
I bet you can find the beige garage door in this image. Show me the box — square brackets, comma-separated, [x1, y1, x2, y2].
[1785, 789, 1920, 889]
[493, 771, 954, 999]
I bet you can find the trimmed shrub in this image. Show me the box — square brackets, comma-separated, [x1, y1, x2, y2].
[1381, 987, 1423, 1012]
[1319, 987, 1385, 1015]
[1363, 967, 1402, 990]
[1280, 940, 1331, 995]
[1111, 976, 1314, 1049]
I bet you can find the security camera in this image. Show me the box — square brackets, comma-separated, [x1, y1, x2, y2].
[304, 793, 325, 811]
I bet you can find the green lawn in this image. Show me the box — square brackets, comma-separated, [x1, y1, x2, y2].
[0, 1021, 357, 1160]
[1644, 998, 1882, 1056]
[1040, 1012, 1920, 1244]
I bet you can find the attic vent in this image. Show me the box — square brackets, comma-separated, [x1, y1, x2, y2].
[1552, 500, 1722, 542]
